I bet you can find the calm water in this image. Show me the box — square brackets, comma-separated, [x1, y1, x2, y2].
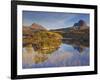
[22, 43, 89, 69]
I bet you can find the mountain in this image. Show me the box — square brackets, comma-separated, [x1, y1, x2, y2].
[23, 23, 47, 36]
[23, 23, 47, 46]
[73, 20, 88, 29]
[23, 24, 62, 49]
[51, 20, 89, 32]
[30, 23, 46, 30]
[50, 20, 89, 46]
[23, 23, 46, 34]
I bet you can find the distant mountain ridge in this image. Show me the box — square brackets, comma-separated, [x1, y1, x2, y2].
[23, 20, 89, 32]
[50, 20, 89, 46]
[51, 20, 89, 32]
[23, 23, 46, 33]
[30, 23, 46, 30]
[23, 20, 89, 47]
[73, 20, 88, 29]
[23, 23, 47, 36]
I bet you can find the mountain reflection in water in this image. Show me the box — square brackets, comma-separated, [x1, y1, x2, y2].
[22, 43, 89, 69]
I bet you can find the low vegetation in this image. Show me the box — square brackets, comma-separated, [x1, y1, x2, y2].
[23, 30, 62, 54]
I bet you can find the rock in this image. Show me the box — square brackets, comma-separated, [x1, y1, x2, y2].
[30, 23, 46, 31]
[73, 20, 88, 29]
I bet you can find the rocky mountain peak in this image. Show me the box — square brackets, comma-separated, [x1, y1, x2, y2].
[78, 20, 87, 26]
[73, 20, 88, 29]
[30, 23, 46, 30]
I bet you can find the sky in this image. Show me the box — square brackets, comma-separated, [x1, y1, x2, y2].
[23, 11, 90, 30]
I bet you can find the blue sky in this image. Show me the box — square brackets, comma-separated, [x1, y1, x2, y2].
[23, 11, 90, 30]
